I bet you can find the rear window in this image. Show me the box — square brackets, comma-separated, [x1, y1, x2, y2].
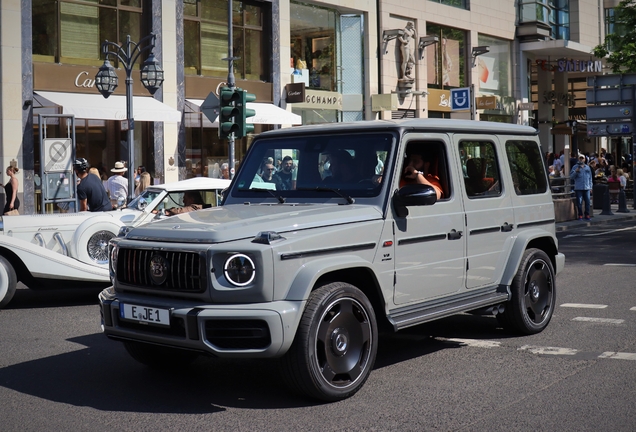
[505, 140, 548, 195]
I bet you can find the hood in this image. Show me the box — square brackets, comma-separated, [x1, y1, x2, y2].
[126, 204, 383, 243]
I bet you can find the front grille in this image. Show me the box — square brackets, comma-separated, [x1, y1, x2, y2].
[205, 320, 271, 349]
[117, 248, 205, 292]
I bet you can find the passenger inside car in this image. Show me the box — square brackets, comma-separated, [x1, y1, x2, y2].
[400, 146, 444, 200]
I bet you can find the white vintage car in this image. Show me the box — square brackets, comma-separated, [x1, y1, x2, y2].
[0, 177, 230, 308]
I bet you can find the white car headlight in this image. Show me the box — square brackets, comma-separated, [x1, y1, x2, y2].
[223, 254, 255, 286]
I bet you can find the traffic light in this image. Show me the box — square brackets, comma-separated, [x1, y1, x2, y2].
[218, 86, 240, 140]
[236, 88, 256, 138]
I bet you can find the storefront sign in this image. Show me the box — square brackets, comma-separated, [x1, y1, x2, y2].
[291, 89, 342, 110]
[536, 59, 602, 73]
[427, 89, 451, 113]
[518, 102, 534, 111]
[285, 83, 305, 103]
[371, 93, 397, 112]
[476, 96, 497, 109]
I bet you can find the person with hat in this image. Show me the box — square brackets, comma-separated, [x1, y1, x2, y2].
[73, 158, 111, 212]
[107, 161, 128, 208]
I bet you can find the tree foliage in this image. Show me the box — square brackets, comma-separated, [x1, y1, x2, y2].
[593, 0, 636, 73]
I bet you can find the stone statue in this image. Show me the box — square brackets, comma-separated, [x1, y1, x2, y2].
[399, 22, 417, 81]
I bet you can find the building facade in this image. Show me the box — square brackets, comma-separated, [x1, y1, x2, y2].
[0, 0, 625, 214]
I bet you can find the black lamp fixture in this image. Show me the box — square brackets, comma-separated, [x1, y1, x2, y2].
[140, 53, 164, 95]
[471, 46, 490, 67]
[95, 58, 118, 98]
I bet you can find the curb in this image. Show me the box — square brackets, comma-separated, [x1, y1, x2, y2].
[555, 209, 636, 232]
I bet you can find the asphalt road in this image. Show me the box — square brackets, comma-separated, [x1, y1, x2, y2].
[1, 221, 635, 431]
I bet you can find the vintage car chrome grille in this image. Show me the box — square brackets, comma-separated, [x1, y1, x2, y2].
[116, 248, 205, 292]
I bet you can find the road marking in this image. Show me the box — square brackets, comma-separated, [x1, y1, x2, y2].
[560, 303, 607, 309]
[563, 226, 636, 238]
[631, 307, 636, 311]
[439, 338, 501, 348]
[518, 345, 578, 355]
[598, 352, 636, 361]
[603, 263, 636, 267]
[572, 317, 625, 324]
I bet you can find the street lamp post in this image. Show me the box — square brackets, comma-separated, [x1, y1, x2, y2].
[94, 34, 164, 203]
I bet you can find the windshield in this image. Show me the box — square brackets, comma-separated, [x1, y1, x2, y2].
[232, 131, 396, 201]
[128, 189, 163, 211]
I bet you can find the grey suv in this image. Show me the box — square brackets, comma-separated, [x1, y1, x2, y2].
[99, 119, 565, 401]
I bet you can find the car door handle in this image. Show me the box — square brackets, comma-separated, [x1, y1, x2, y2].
[447, 229, 463, 240]
[501, 222, 514, 232]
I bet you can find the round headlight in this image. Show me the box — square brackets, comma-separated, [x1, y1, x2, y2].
[110, 243, 119, 272]
[224, 254, 256, 286]
[88, 230, 116, 264]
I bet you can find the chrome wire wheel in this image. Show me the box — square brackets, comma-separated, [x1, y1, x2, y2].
[314, 296, 373, 389]
[87, 230, 116, 264]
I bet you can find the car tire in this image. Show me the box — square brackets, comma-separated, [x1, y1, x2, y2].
[498, 248, 556, 335]
[0, 256, 17, 309]
[280, 282, 378, 401]
[123, 341, 199, 368]
[71, 218, 122, 266]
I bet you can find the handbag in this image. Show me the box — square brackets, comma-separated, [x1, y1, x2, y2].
[3, 209, 19, 216]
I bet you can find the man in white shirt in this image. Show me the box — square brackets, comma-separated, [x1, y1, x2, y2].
[107, 161, 128, 207]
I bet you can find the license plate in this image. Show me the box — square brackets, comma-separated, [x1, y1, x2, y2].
[120, 303, 170, 326]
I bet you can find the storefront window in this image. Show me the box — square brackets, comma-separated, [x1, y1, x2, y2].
[428, 0, 469, 10]
[32, 0, 143, 66]
[290, 2, 337, 91]
[184, 0, 269, 81]
[476, 35, 511, 98]
[426, 24, 467, 89]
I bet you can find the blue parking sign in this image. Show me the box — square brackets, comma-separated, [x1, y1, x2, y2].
[450, 87, 471, 111]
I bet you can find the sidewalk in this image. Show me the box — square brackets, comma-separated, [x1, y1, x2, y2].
[556, 200, 636, 232]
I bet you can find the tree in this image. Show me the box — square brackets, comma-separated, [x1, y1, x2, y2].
[593, 0, 636, 73]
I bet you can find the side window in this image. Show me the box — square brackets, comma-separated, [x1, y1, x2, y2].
[505, 140, 548, 195]
[402, 141, 451, 200]
[459, 141, 502, 198]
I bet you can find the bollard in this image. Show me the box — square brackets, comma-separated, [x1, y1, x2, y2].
[600, 187, 614, 215]
[617, 189, 630, 213]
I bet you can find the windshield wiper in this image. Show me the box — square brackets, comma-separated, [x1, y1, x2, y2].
[248, 187, 286, 203]
[297, 187, 355, 204]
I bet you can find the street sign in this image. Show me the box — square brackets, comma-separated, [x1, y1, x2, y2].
[587, 123, 632, 137]
[43, 138, 72, 173]
[201, 91, 220, 123]
[450, 87, 470, 111]
[586, 104, 632, 121]
[586, 87, 633, 104]
[518, 102, 534, 111]
[587, 73, 636, 87]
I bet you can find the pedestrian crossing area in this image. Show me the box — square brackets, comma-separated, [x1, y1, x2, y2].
[435, 302, 636, 361]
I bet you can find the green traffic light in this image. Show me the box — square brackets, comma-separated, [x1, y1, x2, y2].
[236, 89, 257, 138]
[218, 86, 240, 140]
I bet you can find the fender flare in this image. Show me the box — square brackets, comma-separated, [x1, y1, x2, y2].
[285, 255, 379, 301]
[70, 216, 124, 266]
[500, 229, 558, 288]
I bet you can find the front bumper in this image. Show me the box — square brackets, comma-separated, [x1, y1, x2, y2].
[98, 287, 304, 358]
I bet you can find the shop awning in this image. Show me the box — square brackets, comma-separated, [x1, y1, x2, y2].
[185, 99, 302, 125]
[34, 91, 182, 122]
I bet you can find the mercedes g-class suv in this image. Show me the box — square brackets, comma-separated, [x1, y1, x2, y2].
[99, 119, 565, 401]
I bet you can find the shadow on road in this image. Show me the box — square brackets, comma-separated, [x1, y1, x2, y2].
[6, 285, 104, 310]
[0, 313, 518, 411]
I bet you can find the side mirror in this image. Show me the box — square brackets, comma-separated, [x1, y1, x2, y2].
[393, 184, 438, 217]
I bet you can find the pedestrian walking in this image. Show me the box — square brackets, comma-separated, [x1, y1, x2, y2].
[3, 165, 20, 215]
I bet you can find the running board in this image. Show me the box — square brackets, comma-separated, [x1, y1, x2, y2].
[387, 286, 510, 331]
